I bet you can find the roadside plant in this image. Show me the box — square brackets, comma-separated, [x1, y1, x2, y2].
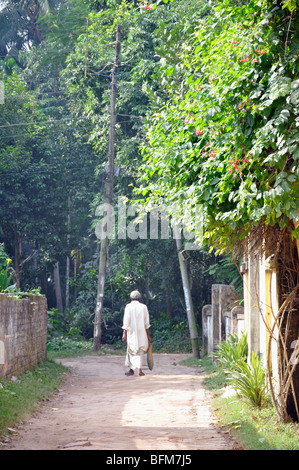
[213, 332, 248, 370]
[228, 351, 267, 408]
[0, 267, 13, 293]
[0, 244, 14, 293]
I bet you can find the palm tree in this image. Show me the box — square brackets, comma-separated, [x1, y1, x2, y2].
[0, 0, 58, 60]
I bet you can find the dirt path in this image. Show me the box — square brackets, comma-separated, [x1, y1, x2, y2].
[3, 354, 238, 450]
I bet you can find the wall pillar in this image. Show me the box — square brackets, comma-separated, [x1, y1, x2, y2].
[224, 311, 231, 340]
[231, 305, 244, 337]
[243, 252, 260, 361]
[202, 304, 212, 356]
[212, 284, 235, 351]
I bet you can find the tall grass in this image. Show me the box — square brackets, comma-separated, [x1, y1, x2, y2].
[213, 333, 267, 408]
[228, 352, 267, 407]
[213, 332, 248, 369]
[0, 360, 67, 438]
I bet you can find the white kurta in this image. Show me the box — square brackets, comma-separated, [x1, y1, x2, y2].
[122, 301, 150, 369]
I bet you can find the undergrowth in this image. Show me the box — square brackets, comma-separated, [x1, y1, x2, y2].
[180, 354, 299, 450]
[0, 360, 67, 441]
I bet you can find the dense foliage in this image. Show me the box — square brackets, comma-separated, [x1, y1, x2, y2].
[0, 0, 243, 343]
[0, 0, 297, 345]
[138, 0, 299, 254]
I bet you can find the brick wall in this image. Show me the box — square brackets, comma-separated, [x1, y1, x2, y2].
[0, 293, 48, 379]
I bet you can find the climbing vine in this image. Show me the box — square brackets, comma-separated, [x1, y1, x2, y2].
[137, 0, 299, 255]
[136, 0, 299, 422]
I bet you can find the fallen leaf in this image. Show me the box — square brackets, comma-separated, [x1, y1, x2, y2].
[63, 440, 91, 448]
[7, 428, 18, 433]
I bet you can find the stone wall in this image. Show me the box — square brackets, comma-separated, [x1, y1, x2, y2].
[202, 284, 244, 355]
[0, 294, 48, 379]
[212, 284, 236, 349]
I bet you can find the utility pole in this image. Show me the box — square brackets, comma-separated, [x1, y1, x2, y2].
[93, 25, 121, 351]
[173, 224, 200, 358]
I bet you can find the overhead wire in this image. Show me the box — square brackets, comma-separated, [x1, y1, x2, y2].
[0, 125, 92, 140]
[0, 165, 95, 178]
[0, 80, 147, 99]
[0, 116, 87, 129]
[0, 116, 144, 142]
[0, 111, 144, 130]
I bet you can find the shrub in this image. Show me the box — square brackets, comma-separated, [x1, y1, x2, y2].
[151, 316, 192, 353]
[228, 352, 267, 408]
[0, 244, 14, 293]
[213, 332, 248, 370]
[47, 335, 93, 353]
[213, 333, 267, 407]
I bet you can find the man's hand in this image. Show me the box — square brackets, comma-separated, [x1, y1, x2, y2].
[122, 331, 127, 343]
[146, 329, 151, 343]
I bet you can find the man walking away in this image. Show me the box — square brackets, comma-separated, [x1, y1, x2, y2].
[122, 290, 151, 376]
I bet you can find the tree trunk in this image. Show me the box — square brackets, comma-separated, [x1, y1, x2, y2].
[66, 254, 70, 311]
[93, 25, 121, 351]
[295, 219, 299, 260]
[13, 222, 21, 290]
[54, 261, 63, 313]
[173, 224, 200, 358]
[165, 283, 173, 318]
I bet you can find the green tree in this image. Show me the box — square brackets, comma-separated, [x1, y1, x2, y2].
[0, 57, 98, 297]
[60, 0, 236, 345]
[136, 0, 299, 421]
[0, 0, 57, 60]
[137, 0, 299, 254]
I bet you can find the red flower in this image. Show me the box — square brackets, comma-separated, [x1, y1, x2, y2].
[195, 129, 202, 136]
[244, 157, 250, 164]
[252, 59, 258, 63]
[240, 55, 251, 62]
[228, 169, 233, 173]
[232, 175, 237, 179]
[140, 4, 152, 9]
[232, 40, 237, 45]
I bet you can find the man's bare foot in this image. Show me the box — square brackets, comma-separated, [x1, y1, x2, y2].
[125, 369, 134, 376]
[138, 370, 145, 376]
